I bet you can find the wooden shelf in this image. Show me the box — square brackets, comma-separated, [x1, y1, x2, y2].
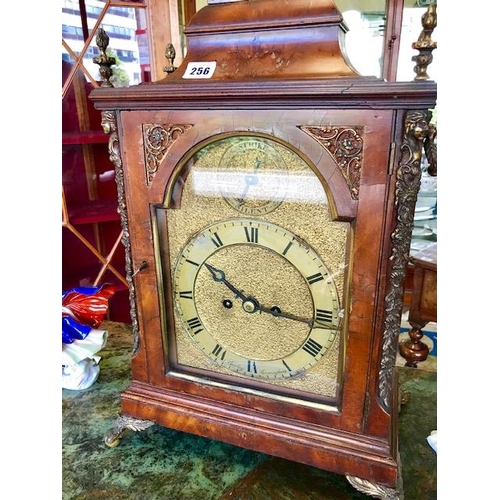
[62, 130, 109, 145]
[62, 57, 130, 323]
[68, 200, 120, 225]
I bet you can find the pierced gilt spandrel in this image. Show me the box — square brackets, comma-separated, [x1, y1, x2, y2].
[163, 135, 350, 401]
[299, 125, 363, 200]
[143, 124, 193, 185]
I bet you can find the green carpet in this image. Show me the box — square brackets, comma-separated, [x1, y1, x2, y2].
[62, 321, 437, 500]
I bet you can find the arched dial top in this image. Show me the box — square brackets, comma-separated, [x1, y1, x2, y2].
[172, 218, 342, 380]
[217, 137, 289, 215]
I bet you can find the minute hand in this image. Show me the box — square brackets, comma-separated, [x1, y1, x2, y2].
[257, 304, 336, 330]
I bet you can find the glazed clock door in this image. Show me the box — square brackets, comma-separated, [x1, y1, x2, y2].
[157, 131, 350, 406]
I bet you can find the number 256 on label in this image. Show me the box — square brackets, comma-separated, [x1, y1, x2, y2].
[182, 61, 217, 79]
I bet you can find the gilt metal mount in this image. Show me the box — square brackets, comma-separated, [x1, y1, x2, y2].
[164, 43, 178, 76]
[93, 28, 116, 87]
[412, 3, 437, 81]
[104, 414, 155, 447]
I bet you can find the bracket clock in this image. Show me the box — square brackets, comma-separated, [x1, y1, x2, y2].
[91, 1, 437, 498]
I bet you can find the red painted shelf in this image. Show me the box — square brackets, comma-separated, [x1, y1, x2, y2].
[62, 130, 108, 145]
[68, 200, 120, 224]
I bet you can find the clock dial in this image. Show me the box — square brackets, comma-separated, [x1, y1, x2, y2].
[173, 219, 341, 380]
[214, 136, 289, 215]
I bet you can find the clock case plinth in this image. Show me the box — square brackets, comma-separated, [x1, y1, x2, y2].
[91, 1, 436, 497]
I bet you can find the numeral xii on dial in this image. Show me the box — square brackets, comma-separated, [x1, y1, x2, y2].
[244, 226, 258, 243]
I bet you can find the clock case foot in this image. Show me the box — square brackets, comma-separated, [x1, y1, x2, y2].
[104, 414, 155, 447]
[347, 459, 403, 499]
[105, 393, 404, 497]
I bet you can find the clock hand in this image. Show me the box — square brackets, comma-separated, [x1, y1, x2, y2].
[204, 262, 247, 301]
[237, 158, 264, 207]
[204, 263, 336, 330]
[259, 304, 313, 326]
[257, 304, 337, 330]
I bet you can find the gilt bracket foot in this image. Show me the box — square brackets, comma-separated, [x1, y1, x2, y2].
[104, 414, 155, 447]
[346, 467, 403, 500]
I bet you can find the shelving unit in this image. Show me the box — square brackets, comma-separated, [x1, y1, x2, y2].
[62, 0, 183, 322]
[62, 57, 130, 322]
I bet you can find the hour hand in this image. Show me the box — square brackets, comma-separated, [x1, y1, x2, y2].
[204, 263, 246, 301]
[204, 262, 225, 282]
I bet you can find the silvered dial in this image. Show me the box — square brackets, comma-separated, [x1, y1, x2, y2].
[172, 218, 341, 380]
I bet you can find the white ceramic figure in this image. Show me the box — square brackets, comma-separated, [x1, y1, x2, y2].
[62, 284, 115, 390]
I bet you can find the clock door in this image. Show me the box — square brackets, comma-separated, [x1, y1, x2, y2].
[159, 132, 348, 406]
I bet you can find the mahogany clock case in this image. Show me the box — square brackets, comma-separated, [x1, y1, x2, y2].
[92, 83, 435, 488]
[90, 0, 437, 494]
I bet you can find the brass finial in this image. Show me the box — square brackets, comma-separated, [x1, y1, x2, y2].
[164, 43, 177, 76]
[412, 3, 437, 81]
[93, 28, 116, 87]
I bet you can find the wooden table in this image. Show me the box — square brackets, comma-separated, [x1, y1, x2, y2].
[399, 242, 437, 367]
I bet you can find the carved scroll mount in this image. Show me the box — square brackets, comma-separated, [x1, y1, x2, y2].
[101, 110, 140, 355]
[378, 109, 434, 412]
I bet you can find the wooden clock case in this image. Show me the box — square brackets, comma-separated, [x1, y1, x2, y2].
[91, 1, 437, 498]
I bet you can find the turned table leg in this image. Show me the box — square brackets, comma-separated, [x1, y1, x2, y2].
[399, 322, 430, 368]
[400, 242, 437, 368]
